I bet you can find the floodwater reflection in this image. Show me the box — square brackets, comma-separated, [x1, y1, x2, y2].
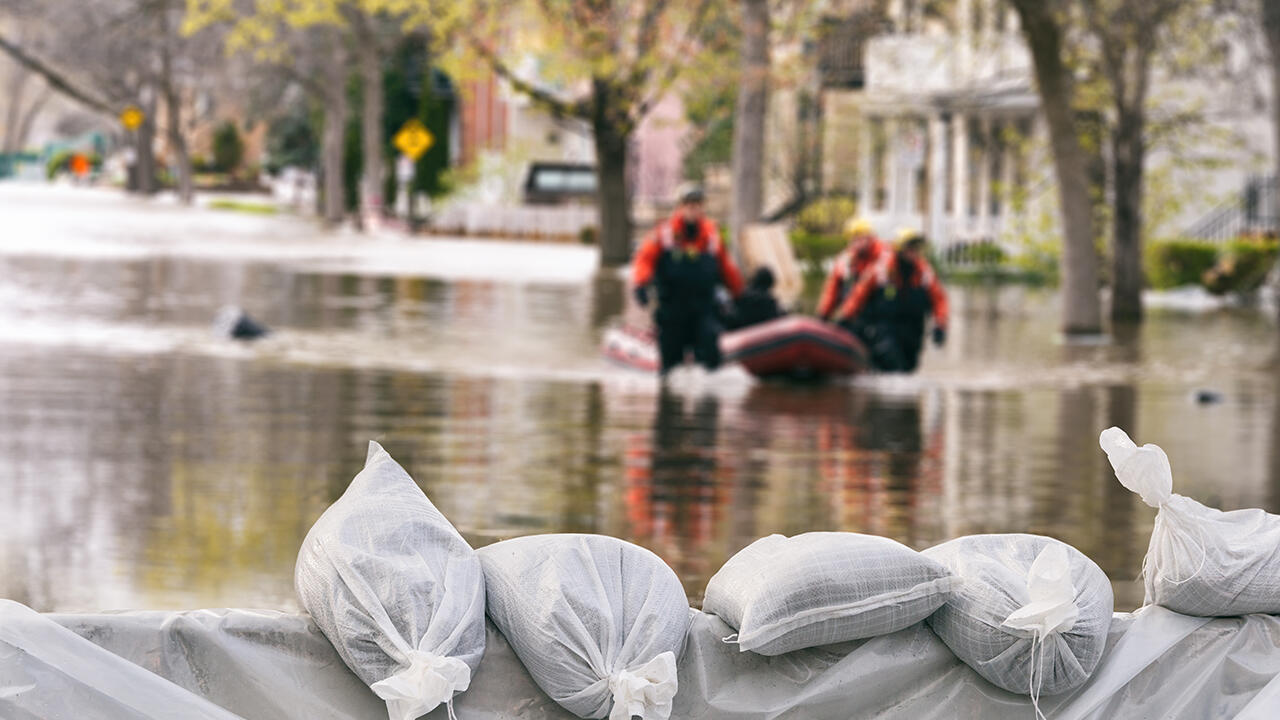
[1, 228, 1278, 612]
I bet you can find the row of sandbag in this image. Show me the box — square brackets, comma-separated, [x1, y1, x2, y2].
[293, 428, 1280, 720]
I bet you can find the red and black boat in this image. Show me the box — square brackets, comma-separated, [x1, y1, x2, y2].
[603, 316, 869, 379]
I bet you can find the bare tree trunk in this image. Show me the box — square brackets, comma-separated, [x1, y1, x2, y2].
[357, 33, 385, 229]
[14, 86, 52, 150]
[158, 11, 194, 205]
[164, 85, 194, 204]
[3, 68, 29, 153]
[1266, 1, 1280, 327]
[0, 33, 113, 115]
[1010, 0, 1103, 335]
[322, 76, 349, 226]
[136, 91, 158, 195]
[594, 79, 633, 266]
[1111, 108, 1146, 321]
[730, 0, 769, 263]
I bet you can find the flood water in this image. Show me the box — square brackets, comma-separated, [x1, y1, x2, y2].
[3, 184, 1280, 613]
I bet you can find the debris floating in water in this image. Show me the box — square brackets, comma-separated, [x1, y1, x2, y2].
[1193, 389, 1224, 405]
[214, 306, 270, 341]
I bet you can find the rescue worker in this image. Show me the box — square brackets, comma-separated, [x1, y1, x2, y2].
[632, 185, 744, 374]
[816, 217, 889, 321]
[833, 229, 948, 372]
[725, 266, 785, 330]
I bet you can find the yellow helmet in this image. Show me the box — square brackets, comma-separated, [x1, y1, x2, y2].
[843, 217, 873, 238]
[895, 227, 925, 249]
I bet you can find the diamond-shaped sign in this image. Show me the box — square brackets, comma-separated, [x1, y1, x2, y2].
[119, 106, 144, 131]
[393, 119, 434, 161]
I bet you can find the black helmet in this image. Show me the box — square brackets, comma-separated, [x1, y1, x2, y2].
[749, 266, 775, 291]
[676, 182, 706, 205]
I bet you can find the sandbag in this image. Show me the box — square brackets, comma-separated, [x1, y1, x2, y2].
[1101, 426, 1280, 616]
[478, 534, 691, 720]
[923, 534, 1113, 700]
[703, 532, 957, 655]
[295, 441, 486, 720]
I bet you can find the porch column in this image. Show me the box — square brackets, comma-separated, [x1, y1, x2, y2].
[976, 115, 992, 237]
[858, 113, 874, 213]
[951, 112, 969, 233]
[928, 113, 948, 245]
[884, 115, 900, 219]
[999, 118, 1017, 237]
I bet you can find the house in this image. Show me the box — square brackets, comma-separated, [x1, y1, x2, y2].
[792, 0, 1275, 249]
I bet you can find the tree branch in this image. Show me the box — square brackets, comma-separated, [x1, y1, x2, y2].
[635, 0, 672, 60]
[467, 34, 590, 119]
[0, 33, 115, 115]
[629, 0, 714, 126]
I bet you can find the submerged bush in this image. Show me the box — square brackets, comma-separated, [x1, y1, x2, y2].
[1146, 240, 1219, 290]
[1202, 236, 1280, 296]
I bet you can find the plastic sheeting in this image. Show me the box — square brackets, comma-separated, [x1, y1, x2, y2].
[4, 599, 1280, 719]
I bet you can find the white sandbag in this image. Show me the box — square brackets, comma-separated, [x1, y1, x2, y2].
[295, 441, 486, 720]
[923, 534, 1113, 701]
[1101, 426, 1280, 616]
[703, 532, 958, 655]
[478, 534, 691, 720]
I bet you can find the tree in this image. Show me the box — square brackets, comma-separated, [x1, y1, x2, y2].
[212, 120, 245, 172]
[454, 0, 717, 265]
[1007, 0, 1104, 334]
[1264, 1, 1280, 257]
[1081, 0, 1192, 323]
[2, 0, 225, 202]
[345, 9, 390, 227]
[187, 0, 423, 226]
[187, 2, 356, 223]
[2, 64, 52, 153]
[730, 0, 770, 258]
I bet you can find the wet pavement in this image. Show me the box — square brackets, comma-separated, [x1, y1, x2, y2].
[2, 183, 1279, 612]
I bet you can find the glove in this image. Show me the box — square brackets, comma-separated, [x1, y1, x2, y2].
[634, 285, 650, 308]
[932, 326, 947, 347]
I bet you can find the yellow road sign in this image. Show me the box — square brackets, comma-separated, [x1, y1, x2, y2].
[120, 106, 144, 131]
[393, 119, 434, 161]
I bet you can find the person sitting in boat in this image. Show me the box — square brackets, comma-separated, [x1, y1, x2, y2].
[816, 217, 888, 321]
[726, 266, 785, 330]
[833, 229, 948, 372]
[632, 184, 744, 375]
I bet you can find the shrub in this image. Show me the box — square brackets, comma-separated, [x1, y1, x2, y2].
[212, 121, 245, 173]
[45, 150, 102, 180]
[795, 196, 857, 236]
[789, 229, 848, 270]
[1146, 239, 1219, 290]
[1202, 236, 1280, 296]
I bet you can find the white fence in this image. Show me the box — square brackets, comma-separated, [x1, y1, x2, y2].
[429, 203, 597, 239]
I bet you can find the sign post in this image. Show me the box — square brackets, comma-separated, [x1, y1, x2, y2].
[120, 106, 144, 190]
[119, 106, 144, 132]
[392, 119, 434, 224]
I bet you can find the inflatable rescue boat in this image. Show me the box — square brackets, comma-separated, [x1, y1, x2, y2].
[603, 316, 868, 379]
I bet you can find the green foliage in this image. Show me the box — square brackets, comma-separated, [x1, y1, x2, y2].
[45, 150, 102, 180]
[795, 196, 857, 236]
[789, 230, 847, 270]
[212, 121, 245, 173]
[1145, 239, 1219, 289]
[265, 105, 320, 174]
[207, 199, 278, 215]
[1004, 231, 1061, 286]
[1145, 236, 1279, 296]
[681, 69, 736, 182]
[788, 198, 859, 272]
[1203, 236, 1280, 296]
[382, 37, 453, 203]
[578, 226, 597, 245]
